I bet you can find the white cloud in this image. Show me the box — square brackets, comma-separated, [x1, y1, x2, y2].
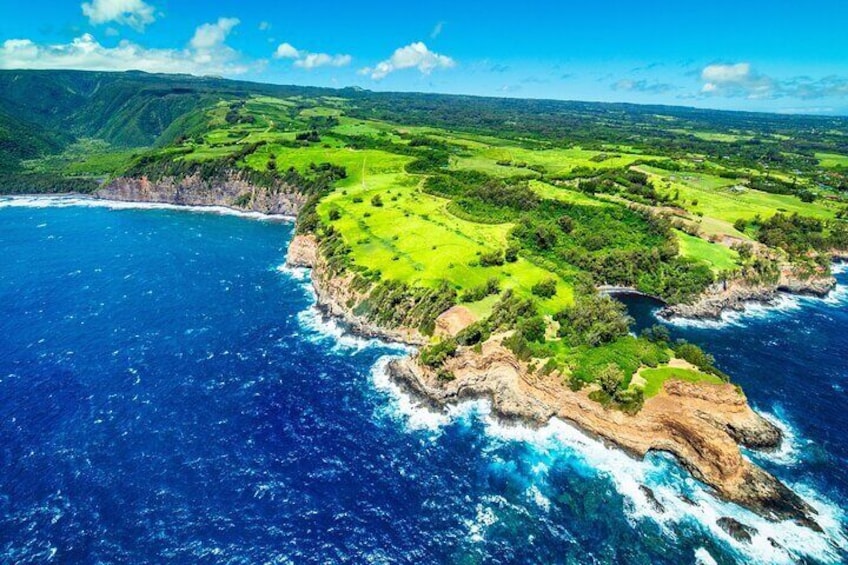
[0, 18, 253, 76]
[361, 41, 454, 80]
[697, 62, 848, 100]
[273, 42, 351, 69]
[699, 62, 774, 99]
[81, 0, 156, 31]
[430, 21, 444, 39]
[701, 62, 751, 84]
[190, 17, 239, 50]
[294, 53, 352, 69]
[273, 42, 300, 59]
[258, 21, 271, 31]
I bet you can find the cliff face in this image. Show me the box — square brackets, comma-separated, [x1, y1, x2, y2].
[98, 173, 307, 216]
[661, 268, 836, 320]
[387, 341, 819, 529]
[287, 235, 428, 345]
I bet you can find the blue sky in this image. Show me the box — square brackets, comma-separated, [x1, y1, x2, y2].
[1, 0, 847, 114]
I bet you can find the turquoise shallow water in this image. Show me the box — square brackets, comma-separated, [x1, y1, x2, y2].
[0, 197, 846, 564]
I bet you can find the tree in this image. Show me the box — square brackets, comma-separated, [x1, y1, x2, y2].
[517, 316, 546, 343]
[641, 324, 670, 344]
[371, 194, 383, 207]
[556, 294, 632, 346]
[531, 278, 557, 298]
[597, 364, 624, 396]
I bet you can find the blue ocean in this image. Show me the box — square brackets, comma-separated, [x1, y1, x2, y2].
[1, 197, 846, 564]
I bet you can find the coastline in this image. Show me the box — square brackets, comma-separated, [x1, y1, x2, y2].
[8, 189, 827, 530]
[658, 270, 838, 322]
[0, 193, 297, 222]
[286, 232, 823, 531]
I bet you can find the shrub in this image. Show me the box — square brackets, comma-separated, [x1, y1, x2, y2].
[641, 324, 670, 344]
[460, 277, 501, 302]
[504, 244, 519, 263]
[419, 338, 457, 368]
[517, 316, 546, 343]
[328, 208, 341, 221]
[597, 363, 624, 396]
[557, 215, 574, 234]
[479, 250, 505, 267]
[531, 278, 557, 299]
[456, 321, 491, 346]
[371, 194, 384, 207]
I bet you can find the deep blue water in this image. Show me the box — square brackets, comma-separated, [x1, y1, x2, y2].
[0, 198, 846, 564]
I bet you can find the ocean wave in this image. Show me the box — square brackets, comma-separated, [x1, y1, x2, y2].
[0, 195, 294, 221]
[296, 306, 396, 353]
[275, 262, 410, 355]
[368, 359, 848, 564]
[751, 409, 806, 466]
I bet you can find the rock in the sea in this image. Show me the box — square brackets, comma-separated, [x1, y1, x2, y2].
[717, 517, 758, 544]
[639, 485, 665, 514]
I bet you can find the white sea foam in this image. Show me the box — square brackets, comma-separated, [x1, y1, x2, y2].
[0, 195, 294, 221]
[694, 547, 719, 565]
[275, 261, 411, 355]
[368, 358, 848, 564]
[296, 305, 404, 354]
[752, 409, 807, 466]
[663, 293, 809, 330]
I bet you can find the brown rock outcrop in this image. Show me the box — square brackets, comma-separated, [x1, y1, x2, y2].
[286, 232, 820, 528]
[387, 341, 820, 529]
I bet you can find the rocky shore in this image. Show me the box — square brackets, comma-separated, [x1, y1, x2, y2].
[85, 186, 824, 531]
[287, 233, 822, 530]
[659, 269, 836, 321]
[98, 173, 306, 216]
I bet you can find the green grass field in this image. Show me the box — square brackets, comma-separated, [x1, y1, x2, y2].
[817, 152, 848, 169]
[677, 231, 739, 273]
[452, 145, 660, 179]
[638, 367, 724, 397]
[317, 170, 574, 316]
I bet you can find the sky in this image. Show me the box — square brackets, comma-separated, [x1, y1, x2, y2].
[1, 0, 847, 115]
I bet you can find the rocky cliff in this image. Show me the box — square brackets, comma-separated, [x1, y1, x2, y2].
[388, 340, 820, 530]
[287, 234, 428, 345]
[98, 173, 306, 216]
